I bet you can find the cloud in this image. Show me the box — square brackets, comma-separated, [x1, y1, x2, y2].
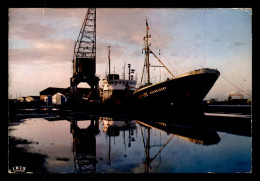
[9, 21, 57, 40]
[130, 50, 141, 57]
[234, 42, 247, 47]
[224, 41, 247, 50]
[9, 10, 76, 66]
[8, 8, 86, 46]
[194, 34, 203, 40]
[194, 43, 202, 47]
[9, 38, 75, 65]
[9, 8, 177, 69]
[96, 9, 175, 49]
[9, 8, 86, 25]
[96, 9, 145, 47]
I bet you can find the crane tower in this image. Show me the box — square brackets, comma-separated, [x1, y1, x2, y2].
[70, 8, 99, 100]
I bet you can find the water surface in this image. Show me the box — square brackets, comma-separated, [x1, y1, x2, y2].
[8, 116, 251, 173]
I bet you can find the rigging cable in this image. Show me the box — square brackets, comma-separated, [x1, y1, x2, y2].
[220, 74, 252, 98]
[150, 33, 177, 75]
[203, 8, 206, 67]
[153, 134, 175, 173]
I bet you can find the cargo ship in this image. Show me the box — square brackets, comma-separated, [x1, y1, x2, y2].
[133, 18, 220, 113]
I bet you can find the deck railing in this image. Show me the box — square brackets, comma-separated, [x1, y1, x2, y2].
[146, 66, 196, 85]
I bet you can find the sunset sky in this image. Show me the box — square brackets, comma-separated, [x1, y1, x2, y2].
[8, 8, 252, 100]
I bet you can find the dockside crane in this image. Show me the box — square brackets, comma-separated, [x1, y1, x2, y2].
[70, 8, 100, 100]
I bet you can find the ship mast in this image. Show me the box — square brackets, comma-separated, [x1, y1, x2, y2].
[144, 18, 151, 85]
[141, 18, 175, 86]
[107, 45, 111, 75]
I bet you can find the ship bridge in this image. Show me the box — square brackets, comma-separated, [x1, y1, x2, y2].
[107, 74, 120, 80]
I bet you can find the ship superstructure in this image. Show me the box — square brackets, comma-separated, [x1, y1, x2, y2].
[101, 46, 137, 104]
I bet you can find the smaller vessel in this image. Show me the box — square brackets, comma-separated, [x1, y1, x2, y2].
[101, 46, 137, 104]
[102, 117, 136, 136]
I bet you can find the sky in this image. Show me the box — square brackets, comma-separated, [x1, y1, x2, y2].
[8, 8, 252, 100]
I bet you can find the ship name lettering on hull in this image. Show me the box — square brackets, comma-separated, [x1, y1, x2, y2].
[150, 86, 166, 95]
[138, 92, 148, 99]
[138, 86, 167, 99]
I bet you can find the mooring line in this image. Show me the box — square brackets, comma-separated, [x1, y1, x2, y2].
[220, 74, 252, 98]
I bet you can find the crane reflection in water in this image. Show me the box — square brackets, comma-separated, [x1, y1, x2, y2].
[70, 116, 137, 172]
[70, 116, 100, 173]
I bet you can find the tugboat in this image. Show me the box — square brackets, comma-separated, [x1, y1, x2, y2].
[133, 18, 220, 114]
[101, 46, 137, 105]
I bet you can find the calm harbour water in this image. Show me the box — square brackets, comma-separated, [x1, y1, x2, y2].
[8, 116, 251, 173]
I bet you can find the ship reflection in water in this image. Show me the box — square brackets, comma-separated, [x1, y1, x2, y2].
[8, 114, 251, 173]
[129, 119, 220, 173]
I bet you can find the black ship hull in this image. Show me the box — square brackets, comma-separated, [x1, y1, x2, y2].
[137, 120, 220, 145]
[133, 68, 220, 114]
